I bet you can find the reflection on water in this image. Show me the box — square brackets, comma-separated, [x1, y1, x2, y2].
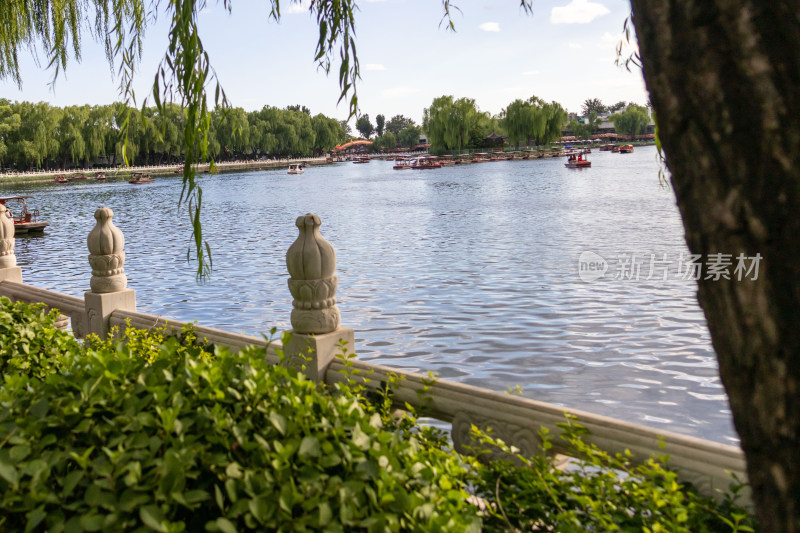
[3, 146, 737, 444]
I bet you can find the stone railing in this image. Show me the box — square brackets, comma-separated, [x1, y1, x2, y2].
[0, 206, 750, 505]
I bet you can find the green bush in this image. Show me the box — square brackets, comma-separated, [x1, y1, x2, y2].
[0, 298, 757, 532]
[0, 300, 480, 532]
[0, 297, 80, 379]
[469, 417, 756, 533]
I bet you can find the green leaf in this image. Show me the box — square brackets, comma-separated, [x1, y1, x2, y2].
[216, 517, 237, 533]
[25, 506, 47, 533]
[79, 514, 105, 532]
[183, 490, 210, 504]
[248, 497, 269, 524]
[298, 436, 320, 458]
[140, 505, 167, 532]
[214, 484, 225, 511]
[269, 412, 286, 435]
[10, 444, 31, 462]
[62, 470, 84, 497]
[0, 460, 19, 486]
[318, 502, 332, 527]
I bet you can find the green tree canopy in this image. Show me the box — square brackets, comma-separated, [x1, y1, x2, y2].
[500, 95, 547, 147]
[609, 104, 650, 138]
[398, 124, 421, 149]
[375, 114, 385, 137]
[385, 115, 416, 136]
[581, 98, 607, 116]
[423, 95, 486, 152]
[355, 114, 374, 139]
[373, 131, 396, 150]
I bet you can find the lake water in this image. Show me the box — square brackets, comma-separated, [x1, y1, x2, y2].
[3, 146, 738, 444]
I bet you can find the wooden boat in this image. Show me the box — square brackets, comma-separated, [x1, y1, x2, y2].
[472, 153, 490, 163]
[437, 155, 456, 166]
[565, 154, 591, 168]
[393, 157, 412, 170]
[0, 195, 50, 234]
[410, 157, 441, 169]
[129, 174, 154, 184]
[288, 163, 304, 174]
[54, 175, 68, 184]
[619, 144, 634, 153]
[93, 173, 107, 181]
[353, 156, 370, 164]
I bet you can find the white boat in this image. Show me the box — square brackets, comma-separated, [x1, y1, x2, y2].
[0, 195, 50, 234]
[288, 163, 304, 174]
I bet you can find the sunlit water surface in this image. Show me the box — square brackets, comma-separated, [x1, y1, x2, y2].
[4, 146, 737, 444]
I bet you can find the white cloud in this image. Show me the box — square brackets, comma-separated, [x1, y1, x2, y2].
[479, 22, 500, 32]
[286, 2, 309, 14]
[550, 0, 610, 24]
[601, 32, 618, 44]
[364, 64, 386, 71]
[522, 70, 540, 76]
[382, 87, 420, 98]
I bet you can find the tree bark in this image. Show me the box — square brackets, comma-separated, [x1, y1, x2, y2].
[630, 2, 800, 531]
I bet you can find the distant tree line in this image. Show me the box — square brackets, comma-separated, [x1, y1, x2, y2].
[354, 113, 423, 151]
[0, 99, 347, 170]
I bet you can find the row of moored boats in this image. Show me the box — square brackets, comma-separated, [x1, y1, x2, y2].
[53, 172, 154, 184]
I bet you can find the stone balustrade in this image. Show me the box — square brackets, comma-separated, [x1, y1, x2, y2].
[0, 206, 750, 506]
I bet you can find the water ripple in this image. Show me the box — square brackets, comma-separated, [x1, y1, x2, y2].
[3, 147, 737, 443]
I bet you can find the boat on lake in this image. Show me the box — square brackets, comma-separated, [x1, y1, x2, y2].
[288, 163, 304, 174]
[393, 157, 412, 170]
[353, 156, 370, 164]
[0, 195, 50, 234]
[129, 174, 154, 184]
[565, 154, 591, 168]
[619, 144, 634, 153]
[411, 157, 441, 169]
[54, 175, 68, 184]
[93, 173, 107, 181]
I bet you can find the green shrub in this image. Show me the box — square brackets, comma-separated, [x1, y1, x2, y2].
[0, 302, 480, 532]
[469, 416, 757, 533]
[0, 299, 758, 532]
[0, 296, 79, 379]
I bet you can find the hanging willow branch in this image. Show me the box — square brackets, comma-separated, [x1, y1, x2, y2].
[2, 0, 519, 278]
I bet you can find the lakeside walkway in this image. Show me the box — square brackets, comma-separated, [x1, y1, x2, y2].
[0, 156, 331, 185]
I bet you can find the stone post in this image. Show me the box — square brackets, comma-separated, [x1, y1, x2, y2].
[0, 205, 22, 283]
[84, 207, 136, 338]
[285, 213, 354, 381]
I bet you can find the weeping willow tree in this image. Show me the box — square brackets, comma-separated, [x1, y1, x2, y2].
[500, 96, 567, 147]
[500, 96, 546, 147]
[422, 95, 486, 153]
[0, 0, 359, 278]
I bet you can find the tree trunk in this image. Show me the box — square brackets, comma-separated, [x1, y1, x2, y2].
[630, 2, 800, 531]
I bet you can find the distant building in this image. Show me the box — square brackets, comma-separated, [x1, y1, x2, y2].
[483, 132, 507, 148]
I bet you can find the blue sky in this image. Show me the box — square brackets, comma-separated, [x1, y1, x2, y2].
[1, 0, 647, 125]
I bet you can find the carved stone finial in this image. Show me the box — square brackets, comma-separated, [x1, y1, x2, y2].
[286, 213, 340, 334]
[87, 207, 127, 293]
[0, 205, 17, 270]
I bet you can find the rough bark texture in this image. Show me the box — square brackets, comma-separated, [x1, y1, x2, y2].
[629, 2, 800, 531]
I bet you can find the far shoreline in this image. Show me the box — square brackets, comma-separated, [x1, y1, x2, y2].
[0, 156, 332, 186]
